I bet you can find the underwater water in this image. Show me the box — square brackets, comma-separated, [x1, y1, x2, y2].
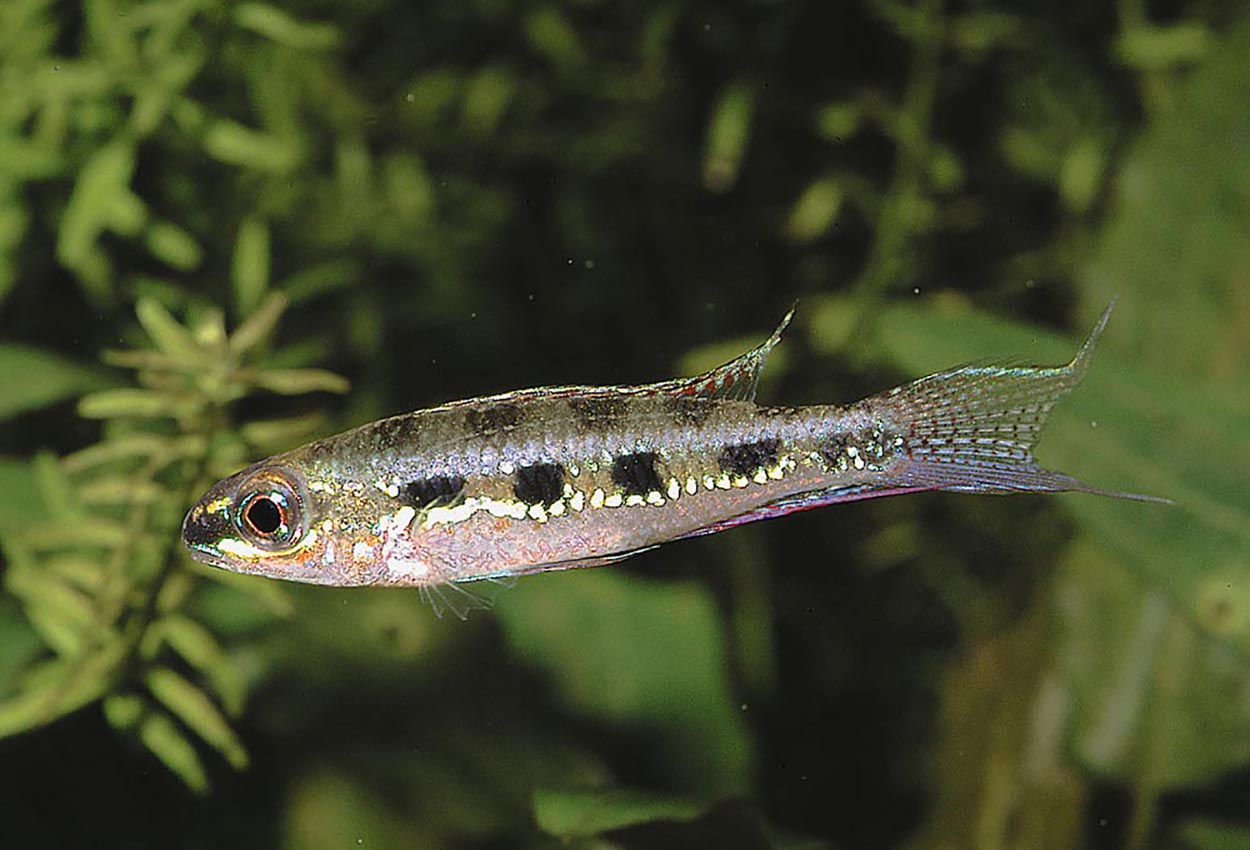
[1, 2, 1248, 848]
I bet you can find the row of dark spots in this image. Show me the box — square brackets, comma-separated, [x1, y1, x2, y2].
[718, 438, 781, 477]
[818, 427, 901, 469]
[611, 451, 663, 496]
[821, 434, 848, 466]
[404, 436, 791, 516]
[403, 475, 466, 509]
[514, 462, 565, 507]
[406, 465, 569, 510]
[401, 463, 568, 512]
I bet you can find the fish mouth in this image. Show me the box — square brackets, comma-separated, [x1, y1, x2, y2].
[182, 540, 229, 570]
[182, 501, 217, 552]
[180, 505, 236, 571]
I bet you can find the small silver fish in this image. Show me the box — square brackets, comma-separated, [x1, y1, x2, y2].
[182, 305, 1160, 615]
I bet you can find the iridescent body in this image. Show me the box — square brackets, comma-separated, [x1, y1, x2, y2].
[182, 305, 1159, 615]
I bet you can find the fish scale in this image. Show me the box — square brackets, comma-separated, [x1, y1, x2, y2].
[182, 304, 1166, 617]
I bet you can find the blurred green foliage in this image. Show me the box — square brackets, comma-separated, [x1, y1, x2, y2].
[1, 0, 1249, 848]
[0, 291, 347, 792]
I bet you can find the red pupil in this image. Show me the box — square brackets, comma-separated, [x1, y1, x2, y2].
[246, 496, 283, 535]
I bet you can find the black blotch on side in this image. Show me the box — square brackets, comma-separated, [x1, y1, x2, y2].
[718, 438, 781, 477]
[568, 395, 629, 430]
[821, 434, 848, 466]
[514, 462, 565, 507]
[465, 402, 521, 438]
[610, 451, 663, 496]
[402, 475, 466, 509]
[665, 396, 719, 427]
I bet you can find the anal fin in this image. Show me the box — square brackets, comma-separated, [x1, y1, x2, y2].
[674, 482, 942, 541]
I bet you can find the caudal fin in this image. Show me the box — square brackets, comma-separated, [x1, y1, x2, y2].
[879, 303, 1167, 503]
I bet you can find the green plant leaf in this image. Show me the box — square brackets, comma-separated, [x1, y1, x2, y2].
[0, 457, 43, 535]
[19, 517, 130, 550]
[1058, 542, 1250, 790]
[234, 3, 341, 50]
[252, 368, 349, 395]
[139, 711, 209, 793]
[147, 669, 248, 770]
[703, 80, 756, 192]
[154, 615, 247, 715]
[498, 570, 752, 794]
[229, 292, 288, 356]
[1084, 15, 1250, 380]
[524, 6, 586, 74]
[61, 434, 186, 474]
[136, 297, 203, 364]
[533, 787, 710, 838]
[7, 570, 95, 655]
[0, 345, 117, 421]
[103, 693, 144, 730]
[787, 176, 843, 243]
[78, 388, 190, 420]
[0, 641, 127, 738]
[232, 215, 270, 318]
[203, 120, 300, 174]
[0, 597, 45, 701]
[77, 476, 167, 506]
[56, 141, 140, 271]
[144, 219, 202, 271]
[1178, 818, 1250, 850]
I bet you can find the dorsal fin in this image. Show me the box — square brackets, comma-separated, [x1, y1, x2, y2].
[645, 305, 795, 402]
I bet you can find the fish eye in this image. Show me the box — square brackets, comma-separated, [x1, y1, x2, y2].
[244, 494, 284, 535]
[235, 472, 305, 550]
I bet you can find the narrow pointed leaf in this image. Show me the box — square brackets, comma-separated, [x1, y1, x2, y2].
[229, 292, 287, 356]
[136, 297, 202, 363]
[0, 642, 126, 737]
[156, 615, 247, 715]
[232, 215, 270, 318]
[139, 711, 209, 792]
[78, 388, 185, 419]
[533, 787, 710, 838]
[0, 345, 116, 421]
[146, 668, 248, 769]
[252, 368, 349, 396]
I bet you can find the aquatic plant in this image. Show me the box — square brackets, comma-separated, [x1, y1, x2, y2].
[0, 293, 346, 790]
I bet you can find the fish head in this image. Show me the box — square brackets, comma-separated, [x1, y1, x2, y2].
[182, 459, 384, 586]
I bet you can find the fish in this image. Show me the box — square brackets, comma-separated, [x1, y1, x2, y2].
[182, 303, 1163, 616]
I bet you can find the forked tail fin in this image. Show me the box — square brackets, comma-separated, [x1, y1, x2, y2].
[880, 303, 1167, 503]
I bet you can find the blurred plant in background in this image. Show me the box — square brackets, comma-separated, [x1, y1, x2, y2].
[1, 0, 1248, 848]
[1, 293, 347, 790]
